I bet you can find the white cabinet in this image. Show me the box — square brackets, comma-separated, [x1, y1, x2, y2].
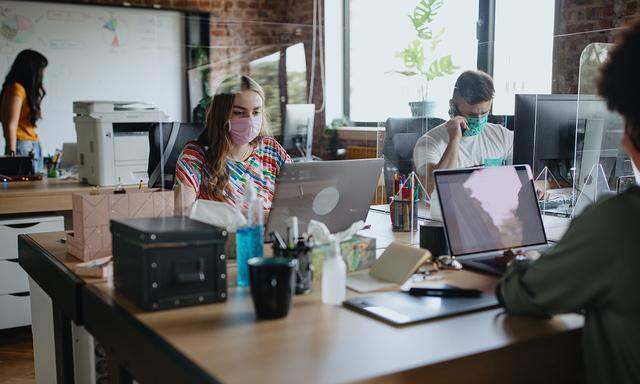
[0, 216, 65, 260]
[0, 293, 31, 329]
[0, 215, 64, 329]
[0, 259, 29, 294]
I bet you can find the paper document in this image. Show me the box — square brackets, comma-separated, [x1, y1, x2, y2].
[346, 242, 431, 293]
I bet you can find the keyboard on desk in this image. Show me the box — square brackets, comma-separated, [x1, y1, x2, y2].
[460, 258, 506, 276]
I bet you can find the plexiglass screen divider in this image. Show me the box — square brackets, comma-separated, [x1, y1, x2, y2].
[571, 43, 630, 218]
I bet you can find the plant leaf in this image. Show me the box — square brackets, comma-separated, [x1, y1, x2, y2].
[408, 0, 443, 39]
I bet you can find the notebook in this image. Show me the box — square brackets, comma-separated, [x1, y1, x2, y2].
[346, 242, 431, 293]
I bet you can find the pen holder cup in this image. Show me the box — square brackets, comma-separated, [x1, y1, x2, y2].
[390, 198, 418, 232]
[273, 242, 313, 295]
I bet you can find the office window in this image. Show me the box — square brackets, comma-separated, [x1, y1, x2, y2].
[286, 43, 308, 104]
[492, 0, 555, 115]
[250, 52, 282, 134]
[348, 0, 479, 121]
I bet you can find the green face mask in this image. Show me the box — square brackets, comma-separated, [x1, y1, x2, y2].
[463, 115, 488, 137]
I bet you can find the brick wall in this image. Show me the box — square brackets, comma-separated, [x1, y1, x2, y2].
[553, 0, 640, 93]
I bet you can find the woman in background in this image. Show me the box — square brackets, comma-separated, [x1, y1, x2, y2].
[0, 49, 48, 172]
[174, 75, 291, 214]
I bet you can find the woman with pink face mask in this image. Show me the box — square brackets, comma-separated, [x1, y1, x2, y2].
[174, 75, 291, 213]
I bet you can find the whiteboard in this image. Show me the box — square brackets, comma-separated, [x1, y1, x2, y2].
[0, 1, 185, 155]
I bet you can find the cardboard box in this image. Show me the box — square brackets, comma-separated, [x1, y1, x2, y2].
[310, 235, 376, 281]
[66, 189, 174, 261]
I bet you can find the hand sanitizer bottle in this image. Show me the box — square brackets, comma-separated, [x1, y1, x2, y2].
[236, 179, 264, 287]
[322, 237, 346, 305]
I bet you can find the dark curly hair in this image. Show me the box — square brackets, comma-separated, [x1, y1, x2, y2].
[598, 20, 640, 151]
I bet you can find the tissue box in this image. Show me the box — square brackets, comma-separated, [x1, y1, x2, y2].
[310, 235, 376, 281]
[66, 189, 174, 261]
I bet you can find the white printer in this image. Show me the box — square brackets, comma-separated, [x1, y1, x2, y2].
[74, 101, 170, 186]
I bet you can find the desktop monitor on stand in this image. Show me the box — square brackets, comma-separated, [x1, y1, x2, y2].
[283, 104, 315, 161]
[514, 94, 627, 183]
[513, 94, 628, 216]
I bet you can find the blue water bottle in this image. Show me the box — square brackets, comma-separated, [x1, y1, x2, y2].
[236, 180, 264, 287]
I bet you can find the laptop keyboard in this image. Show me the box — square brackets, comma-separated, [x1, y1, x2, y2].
[474, 258, 506, 273]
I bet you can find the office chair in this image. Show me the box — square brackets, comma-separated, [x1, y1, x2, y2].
[383, 117, 445, 198]
[148, 122, 205, 189]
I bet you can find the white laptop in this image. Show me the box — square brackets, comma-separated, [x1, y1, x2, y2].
[433, 165, 550, 275]
[265, 158, 385, 238]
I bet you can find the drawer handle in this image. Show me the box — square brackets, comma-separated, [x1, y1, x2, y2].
[5, 222, 40, 229]
[174, 258, 206, 284]
[9, 292, 30, 297]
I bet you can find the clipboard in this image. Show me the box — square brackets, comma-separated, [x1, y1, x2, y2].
[343, 290, 499, 326]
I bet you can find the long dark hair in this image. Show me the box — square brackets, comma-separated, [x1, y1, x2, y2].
[198, 75, 269, 201]
[1, 49, 48, 125]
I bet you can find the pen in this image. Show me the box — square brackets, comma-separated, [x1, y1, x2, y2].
[270, 231, 286, 250]
[407, 287, 482, 298]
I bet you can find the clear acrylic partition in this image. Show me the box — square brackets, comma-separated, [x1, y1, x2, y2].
[571, 42, 630, 217]
[0, 1, 323, 216]
[178, 14, 323, 216]
[346, 0, 479, 245]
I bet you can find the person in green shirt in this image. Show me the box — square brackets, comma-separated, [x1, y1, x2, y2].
[497, 21, 640, 384]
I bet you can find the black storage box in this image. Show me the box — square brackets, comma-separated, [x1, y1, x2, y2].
[111, 217, 228, 311]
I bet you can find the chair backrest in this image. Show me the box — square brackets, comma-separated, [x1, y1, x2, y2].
[383, 117, 445, 175]
[148, 122, 205, 189]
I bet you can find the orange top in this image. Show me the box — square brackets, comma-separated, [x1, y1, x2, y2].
[1, 83, 38, 141]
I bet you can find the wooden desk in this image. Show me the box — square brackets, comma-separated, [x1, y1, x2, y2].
[19, 212, 584, 384]
[0, 179, 147, 215]
[0, 179, 95, 215]
[19, 232, 107, 383]
[83, 276, 582, 384]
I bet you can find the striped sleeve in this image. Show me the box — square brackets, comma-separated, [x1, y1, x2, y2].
[174, 142, 206, 195]
[263, 136, 292, 167]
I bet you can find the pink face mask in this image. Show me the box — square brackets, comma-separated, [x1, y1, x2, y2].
[228, 116, 262, 145]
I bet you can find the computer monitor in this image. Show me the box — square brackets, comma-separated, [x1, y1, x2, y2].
[282, 104, 315, 160]
[148, 122, 204, 189]
[513, 94, 628, 186]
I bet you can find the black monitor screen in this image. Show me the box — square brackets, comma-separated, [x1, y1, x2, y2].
[513, 94, 625, 184]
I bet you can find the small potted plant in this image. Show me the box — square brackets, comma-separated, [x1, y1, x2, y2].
[393, 0, 457, 117]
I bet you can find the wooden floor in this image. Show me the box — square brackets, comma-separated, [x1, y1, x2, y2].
[0, 326, 35, 384]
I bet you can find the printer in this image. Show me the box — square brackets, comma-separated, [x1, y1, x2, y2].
[74, 101, 170, 186]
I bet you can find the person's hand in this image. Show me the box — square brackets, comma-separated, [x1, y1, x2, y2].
[495, 249, 541, 267]
[445, 116, 468, 142]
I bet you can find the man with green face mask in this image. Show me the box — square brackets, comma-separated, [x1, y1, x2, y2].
[413, 70, 513, 196]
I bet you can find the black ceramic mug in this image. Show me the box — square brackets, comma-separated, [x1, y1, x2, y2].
[248, 257, 297, 319]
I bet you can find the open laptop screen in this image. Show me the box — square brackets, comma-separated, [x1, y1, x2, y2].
[434, 165, 547, 257]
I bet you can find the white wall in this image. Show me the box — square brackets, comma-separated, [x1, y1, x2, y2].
[0, 0, 185, 155]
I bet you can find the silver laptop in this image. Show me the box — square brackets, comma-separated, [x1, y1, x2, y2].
[433, 165, 549, 275]
[266, 158, 384, 238]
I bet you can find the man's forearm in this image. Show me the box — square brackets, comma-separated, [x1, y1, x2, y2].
[426, 139, 460, 195]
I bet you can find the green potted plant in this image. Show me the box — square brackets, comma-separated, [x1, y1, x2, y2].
[393, 0, 457, 117]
